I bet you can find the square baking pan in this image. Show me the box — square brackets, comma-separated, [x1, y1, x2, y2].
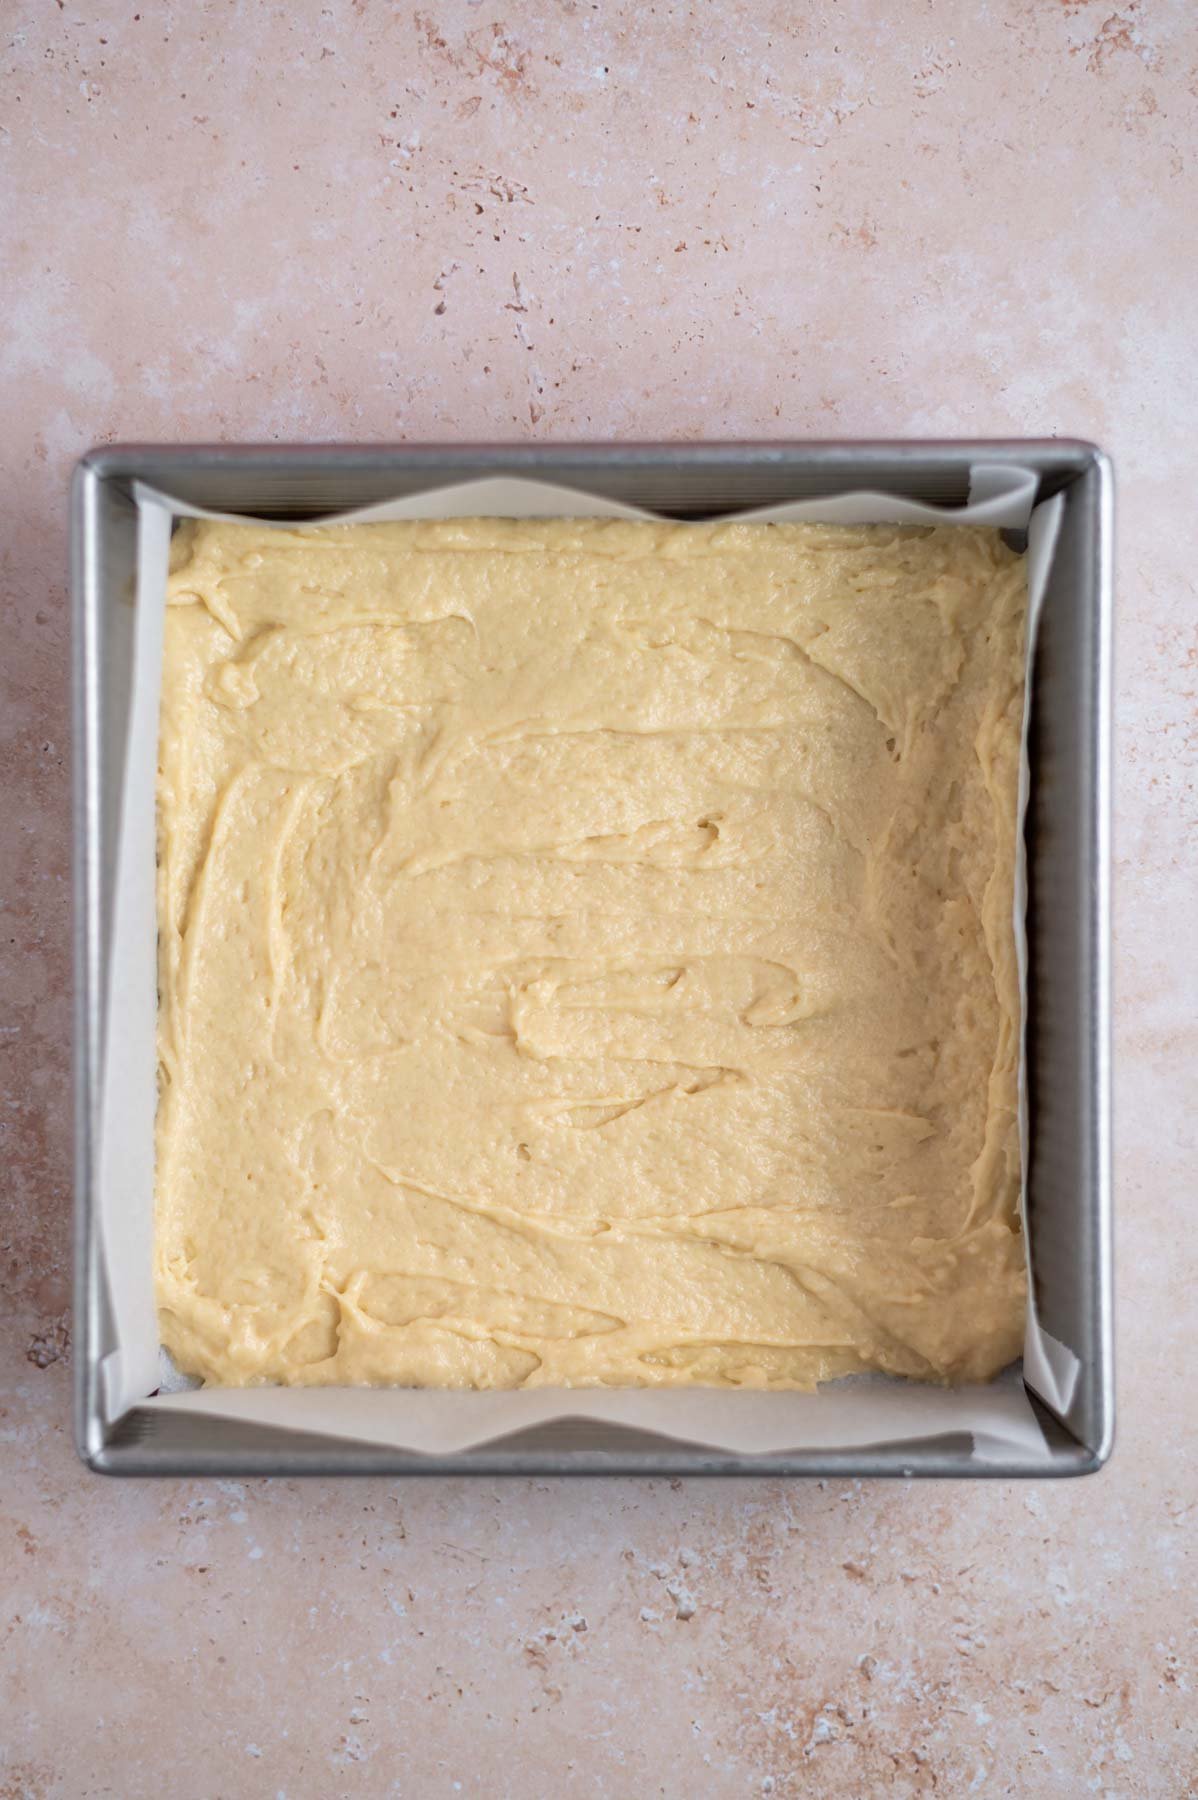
[71, 440, 1112, 1477]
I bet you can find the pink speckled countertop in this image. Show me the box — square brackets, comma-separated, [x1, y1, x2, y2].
[2, 2, 1196, 1795]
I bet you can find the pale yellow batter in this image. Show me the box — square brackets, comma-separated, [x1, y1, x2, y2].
[156, 516, 1027, 1390]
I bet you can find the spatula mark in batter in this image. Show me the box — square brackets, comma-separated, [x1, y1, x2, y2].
[528, 1065, 742, 1130]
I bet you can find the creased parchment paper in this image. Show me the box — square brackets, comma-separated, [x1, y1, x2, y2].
[95, 463, 1075, 1464]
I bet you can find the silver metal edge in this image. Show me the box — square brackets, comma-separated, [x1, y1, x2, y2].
[1090, 444, 1115, 1469]
[70, 439, 1113, 1478]
[71, 457, 105, 1469]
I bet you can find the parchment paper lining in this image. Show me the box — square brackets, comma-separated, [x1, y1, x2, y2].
[95, 464, 1075, 1464]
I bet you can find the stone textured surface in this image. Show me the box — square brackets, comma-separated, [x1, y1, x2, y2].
[1, 1, 1195, 1794]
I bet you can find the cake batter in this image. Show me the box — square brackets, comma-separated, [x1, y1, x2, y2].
[155, 516, 1027, 1389]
